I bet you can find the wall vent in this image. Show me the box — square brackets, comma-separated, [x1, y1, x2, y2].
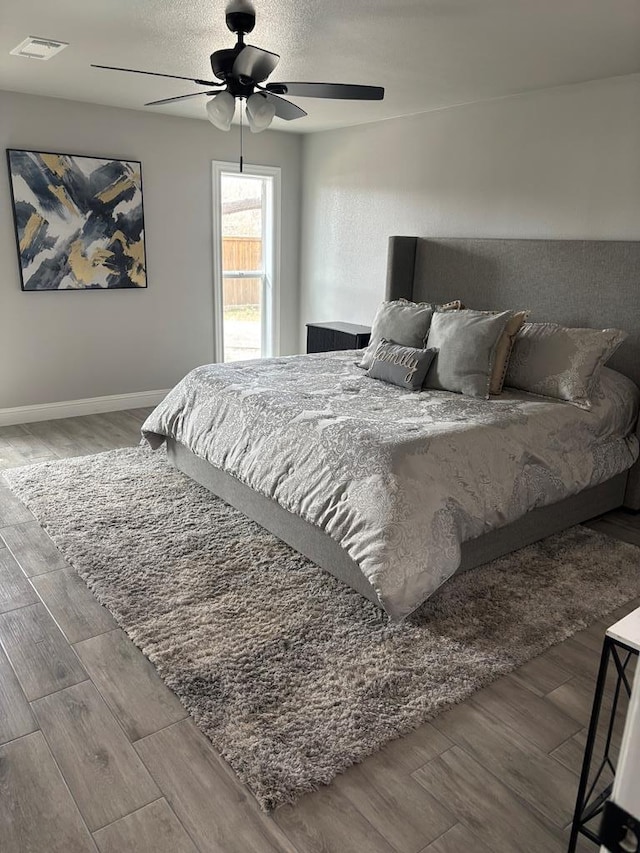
[10, 37, 69, 60]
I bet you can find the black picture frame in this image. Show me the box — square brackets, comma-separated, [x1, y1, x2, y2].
[6, 148, 148, 291]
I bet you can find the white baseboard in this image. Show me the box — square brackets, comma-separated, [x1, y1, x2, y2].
[0, 390, 170, 427]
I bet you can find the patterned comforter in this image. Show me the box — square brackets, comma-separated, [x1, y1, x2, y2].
[142, 352, 639, 618]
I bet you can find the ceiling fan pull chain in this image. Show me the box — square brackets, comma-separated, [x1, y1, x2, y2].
[240, 98, 244, 173]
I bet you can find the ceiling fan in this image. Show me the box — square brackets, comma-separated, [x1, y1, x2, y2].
[92, 0, 384, 142]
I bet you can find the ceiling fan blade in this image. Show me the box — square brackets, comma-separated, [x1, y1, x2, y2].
[232, 45, 279, 83]
[91, 64, 220, 87]
[265, 82, 384, 100]
[261, 91, 307, 121]
[145, 91, 220, 106]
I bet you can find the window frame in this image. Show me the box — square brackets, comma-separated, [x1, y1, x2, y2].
[211, 160, 281, 363]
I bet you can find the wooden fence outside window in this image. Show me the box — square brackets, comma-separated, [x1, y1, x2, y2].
[222, 237, 262, 307]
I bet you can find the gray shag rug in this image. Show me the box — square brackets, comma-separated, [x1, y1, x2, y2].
[4, 447, 640, 810]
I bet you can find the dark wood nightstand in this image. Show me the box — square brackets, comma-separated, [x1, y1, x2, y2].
[306, 322, 371, 354]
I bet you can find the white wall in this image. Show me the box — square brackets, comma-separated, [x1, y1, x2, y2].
[299, 74, 640, 344]
[0, 90, 302, 410]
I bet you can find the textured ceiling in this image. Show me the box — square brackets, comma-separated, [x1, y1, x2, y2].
[2, 0, 640, 133]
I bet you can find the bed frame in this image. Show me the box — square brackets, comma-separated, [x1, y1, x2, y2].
[169, 236, 640, 611]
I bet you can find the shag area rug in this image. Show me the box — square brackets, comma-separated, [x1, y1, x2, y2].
[4, 447, 640, 810]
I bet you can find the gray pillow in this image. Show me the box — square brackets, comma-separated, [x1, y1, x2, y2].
[359, 300, 434, 369]
[367, 340, 437, 391]
[359, 298, 462, 369]
[425, 309, 514, 398]
[504, 322, 627, 409]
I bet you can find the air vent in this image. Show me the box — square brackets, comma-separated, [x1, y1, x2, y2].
[10, 37, 69, 60]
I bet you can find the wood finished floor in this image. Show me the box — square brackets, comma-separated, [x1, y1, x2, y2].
[0, 409, 638, 853]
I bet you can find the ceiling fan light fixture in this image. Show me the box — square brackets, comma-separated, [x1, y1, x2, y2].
[206, 90, 235, 130]
[245, 92, 276, 133]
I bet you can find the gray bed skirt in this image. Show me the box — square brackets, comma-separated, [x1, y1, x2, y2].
[167, 438, 628, 614]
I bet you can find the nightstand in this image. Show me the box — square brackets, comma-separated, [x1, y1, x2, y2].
[306, 322, 371, 354]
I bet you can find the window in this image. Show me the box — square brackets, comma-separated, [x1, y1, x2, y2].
[212, 162, 280, 362]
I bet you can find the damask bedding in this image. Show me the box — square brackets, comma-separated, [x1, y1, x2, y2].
[142, 353, 639, 619]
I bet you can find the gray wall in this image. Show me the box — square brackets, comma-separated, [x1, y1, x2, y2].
[5, 74, 640, 408]
[0, 90, 302, 409]
[300, 74, 640, 344]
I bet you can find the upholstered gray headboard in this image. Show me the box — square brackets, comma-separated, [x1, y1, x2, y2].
[385, 235, 640, 508]
[386, 236, 640, 388]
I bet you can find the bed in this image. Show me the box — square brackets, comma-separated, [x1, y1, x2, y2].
[142, 237, 640, 619]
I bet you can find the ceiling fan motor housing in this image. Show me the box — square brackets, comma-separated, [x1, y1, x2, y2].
[210, 49, 256, 95]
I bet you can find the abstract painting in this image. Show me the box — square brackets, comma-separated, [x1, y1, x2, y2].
[7, 149, 147, 290]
